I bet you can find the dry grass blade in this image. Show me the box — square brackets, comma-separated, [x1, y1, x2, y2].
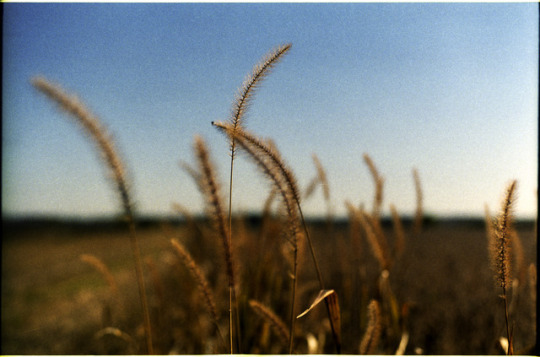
[249, 300, 290, 347]
[359, 300, 382, 355]
[297, 289, 336, 318]
[32, 76, 153, 354]
[297, 289, 342, 350]
[412, 168, 423, 235]
[94, 326, 136, 353]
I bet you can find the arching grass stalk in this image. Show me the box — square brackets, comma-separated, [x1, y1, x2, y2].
[223, 43, 291, 353]
[213, 122, 340, 353]
[213, 122, 299, 352]
[32, 77, 153, 354]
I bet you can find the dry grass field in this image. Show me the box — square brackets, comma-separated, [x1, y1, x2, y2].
[1, 217, 536, 355]
[5, 44, 536, 355]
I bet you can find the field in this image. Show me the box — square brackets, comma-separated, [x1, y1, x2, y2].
[1, 217, 536, 355]
[8, 44, 536, 356]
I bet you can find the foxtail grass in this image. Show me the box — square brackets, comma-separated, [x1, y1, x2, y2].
[32, 76, 153, 354]
[222, 43, 291, 353]
[170, 238, 226, 350]
[359, 300, 382, 354]
[489, 180, 518, 355]
[213, 122, 299, 352]
[363, 153, 384, 218]
[213, 122, 342, 353]
[357, 209, 392, 272]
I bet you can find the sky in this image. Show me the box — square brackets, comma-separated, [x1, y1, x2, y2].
[2, 3, 538, 220]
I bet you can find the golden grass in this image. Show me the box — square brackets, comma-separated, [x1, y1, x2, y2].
[363, 153, 384, 218]
[488, 180, 518, 355]
[28, 44, 537, 355]
[359, 300, 382, 354]
[32, 76, 153, 354]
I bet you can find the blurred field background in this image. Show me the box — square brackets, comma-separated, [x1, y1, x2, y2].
[3, 3, 537, 355]
[2, 216, 536, 355]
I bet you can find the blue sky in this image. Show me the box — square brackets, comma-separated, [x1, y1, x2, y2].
[2, 3, 538, 219]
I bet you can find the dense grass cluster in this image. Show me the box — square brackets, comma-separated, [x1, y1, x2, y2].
[23, 44, 537, 355]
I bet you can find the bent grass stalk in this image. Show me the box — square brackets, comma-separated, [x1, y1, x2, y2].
[224, 43, 291, 353]
[32, 77, 153, 354]
[213, 122, 299, 352]
[213, 122, 341, 353]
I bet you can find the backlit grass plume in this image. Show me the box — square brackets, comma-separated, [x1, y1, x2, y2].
[213, 122, 299, 352]
[32, 77, 131, 215]
[489, 180, 518, 355]
[32, 76, 153, 354]
[229, 43, 291, 139]
[223, 43, 291, 352]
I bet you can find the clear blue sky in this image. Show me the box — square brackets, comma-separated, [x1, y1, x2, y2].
[3, 3, 538, 219]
